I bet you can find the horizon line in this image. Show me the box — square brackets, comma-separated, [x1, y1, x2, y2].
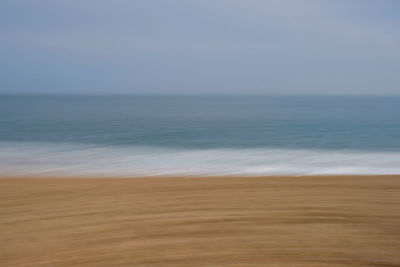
[1, 92, 400, 97]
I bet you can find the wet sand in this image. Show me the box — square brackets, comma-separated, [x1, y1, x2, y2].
[1, 175, 400, 266]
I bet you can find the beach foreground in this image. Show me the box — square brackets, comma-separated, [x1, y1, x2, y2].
[1, 176, 400, 266]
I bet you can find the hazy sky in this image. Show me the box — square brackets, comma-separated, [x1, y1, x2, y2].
[1, 0, 399, 95]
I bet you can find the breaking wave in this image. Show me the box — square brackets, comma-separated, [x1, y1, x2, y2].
[1, 142, 400, 177]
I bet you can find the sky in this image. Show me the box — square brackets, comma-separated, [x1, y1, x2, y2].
[1, 0, 399, 95]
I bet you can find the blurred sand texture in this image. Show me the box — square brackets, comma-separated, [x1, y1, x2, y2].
[1, 175, 400, 266]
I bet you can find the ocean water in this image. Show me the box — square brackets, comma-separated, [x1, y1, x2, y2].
[1, 95, 399, 176]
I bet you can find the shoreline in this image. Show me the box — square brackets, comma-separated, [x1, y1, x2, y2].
[1, 175, 400, 266]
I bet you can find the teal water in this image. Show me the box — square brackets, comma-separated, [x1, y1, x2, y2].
[1, 95, 400, 176]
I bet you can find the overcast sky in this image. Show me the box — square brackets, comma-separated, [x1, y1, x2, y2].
[1, 0, 399, 95]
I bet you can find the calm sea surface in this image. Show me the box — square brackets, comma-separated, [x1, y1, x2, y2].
[1, 95, 399, 176]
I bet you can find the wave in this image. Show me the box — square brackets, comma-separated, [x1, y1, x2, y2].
[1, 142, 400, 177]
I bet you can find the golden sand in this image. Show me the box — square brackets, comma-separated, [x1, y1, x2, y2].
[1, 175, 400, 266]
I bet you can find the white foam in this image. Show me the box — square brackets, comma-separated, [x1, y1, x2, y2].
[1, 141, 400, 177]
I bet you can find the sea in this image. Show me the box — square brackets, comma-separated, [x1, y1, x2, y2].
[1, 95, 399, 176]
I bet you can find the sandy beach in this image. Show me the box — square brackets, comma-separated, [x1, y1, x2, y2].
[1, 175, 400, 266]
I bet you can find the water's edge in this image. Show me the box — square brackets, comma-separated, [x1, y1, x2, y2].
[2, 142, 400, 177]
